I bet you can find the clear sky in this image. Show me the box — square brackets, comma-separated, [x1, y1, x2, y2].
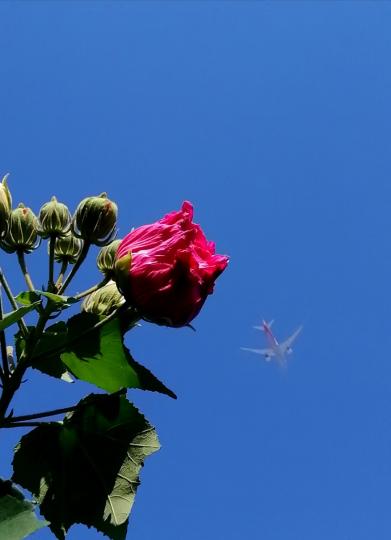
[1, 2, 391, 539]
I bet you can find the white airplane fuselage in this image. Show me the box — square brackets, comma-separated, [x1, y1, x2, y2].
[241, 319, 302, 365]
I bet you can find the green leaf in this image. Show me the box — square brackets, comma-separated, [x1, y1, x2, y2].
[38, 291, 78, 308]
[61, 314, 139, 393]
[12, 393, 160, 540]
[16, 324, 73, 383]
[15, 290, 77, 312]
[15, 291, 41, 306]
[125, 348, 177, 399]
[0, 303, 41, 332]
[60, 312, 176, 396]
[0, 478, 47, 539]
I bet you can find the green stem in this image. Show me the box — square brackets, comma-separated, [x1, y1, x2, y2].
[55, 260, 68, 291]
[58, 241, 90, 295]
[17, 250, 35, 292]
[0, 388, 127, 429]
[1, 421, 49, 428]
[4, 404, 77, 423]
[0, 305, 51, 420]
[48, 235, 56, 292]
[0, 268, 29, 338]
[0, 360, 28, 420]
[0, 287, 9, 380]
[73, 276, 110, 301]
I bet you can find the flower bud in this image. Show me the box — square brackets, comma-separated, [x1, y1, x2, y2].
[1, 203, 39, 253]
[53, 232, 83, 264]
[72, 192, 118, 246]
[0, 174, 12, 239]
[115, 201, 228, 327]
[114, 251, 132, 298]
[97, 239, 122, 277]
[82, 280, 125, 316]
[38, 196, 71, 238]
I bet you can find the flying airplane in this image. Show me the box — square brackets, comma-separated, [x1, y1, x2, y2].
[241, 320, 302, 364]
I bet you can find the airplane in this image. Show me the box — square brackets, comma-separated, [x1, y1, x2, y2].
[241, 320, 302, 364]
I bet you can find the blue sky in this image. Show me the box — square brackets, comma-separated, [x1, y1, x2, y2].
[1, 2, 391, 539]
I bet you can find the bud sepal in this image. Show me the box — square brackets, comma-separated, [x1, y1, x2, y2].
[38, 196, 71, 238]
[97, 239, 122, 277]
[1, 203, 40, 254]
[0, 173, 12, 239]
[71, 192, 118, 246]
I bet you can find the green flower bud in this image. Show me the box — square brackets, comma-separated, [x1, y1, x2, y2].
[82, 281, 125, 316]
[38, 196, 71, 238]
[114, 251, 132, 298]
[53, 232, 83, 264]
[1, 203, 39, 253]
[72, 192, 118, 246]
[97, 239, 122, 277]
[0, 174, 12, 239]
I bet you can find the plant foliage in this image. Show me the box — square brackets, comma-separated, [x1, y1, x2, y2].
[0, 185, 227, 539]
[12, 393, 160, 540]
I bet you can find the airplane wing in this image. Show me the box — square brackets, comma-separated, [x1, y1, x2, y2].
[280, 326, 303, 353]
[241, 347, 275, 360]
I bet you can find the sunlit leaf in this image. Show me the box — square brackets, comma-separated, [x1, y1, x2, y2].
[59, 312, 176, 396]
[12, 394, 160, 540]
[15, 291, 41, 306]
[38, 291, 78, 308]
[61, 315, 139, 392]
[0, 303, 41, 332]
[15, 290, 77, 312]
[0, 478, 47, 539]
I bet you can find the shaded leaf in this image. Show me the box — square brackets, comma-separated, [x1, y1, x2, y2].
[12, 394, 160, 540]
[0, 303, 41, 332]
[16, 324, 73, 383]
[125, 347, 177, 399]
[0, 478, 47, 539]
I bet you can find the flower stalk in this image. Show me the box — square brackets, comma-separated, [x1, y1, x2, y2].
[73, 276, 110, 301]
[0, 287, 9, 380]
[48, 234, 56, 291]
[0, 268, 28, 338]
[58, 241, 90, 294]
[17, 249, 35, 292]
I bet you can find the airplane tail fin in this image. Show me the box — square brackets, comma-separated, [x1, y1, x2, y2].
[253, 319, 274, 331]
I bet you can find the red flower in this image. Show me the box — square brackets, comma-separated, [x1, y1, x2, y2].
[115, 201, 228, 327]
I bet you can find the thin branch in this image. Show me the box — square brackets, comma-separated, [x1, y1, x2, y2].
[58, 241, 90, 295]
[4, 404, 77, 423]
[73, 276, 110, 301]
[1, 388, 127, 428]
[0, 285, 9, 379]
[48, 235, 56, 291]
[1, 421, 50, 428]
[55, 260, 68, 291]
[0, 268, 29, 338]
[17, 250, 35, 292]
[0, 304, 52, 420]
